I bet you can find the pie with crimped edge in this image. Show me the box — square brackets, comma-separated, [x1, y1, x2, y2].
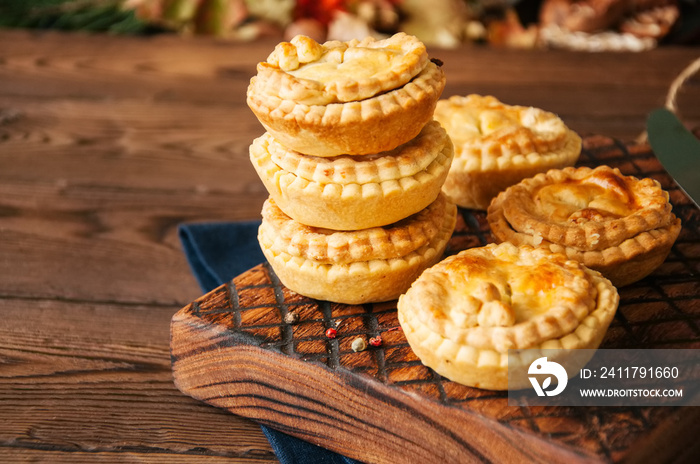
[258, 192, 457, 305]
[487, 165, 681, 287]
[247, 33, 445, 157]
[250, 120, 454, 231]
[397, 242, 619, 390]
[258, 33, 428, 105]
[433, 94, 581, 210]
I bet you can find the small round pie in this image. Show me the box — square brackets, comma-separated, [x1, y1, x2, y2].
[397, 242, 619, 390]
[487, 165, 682, 287]
[433, 94, 581, 210]
[249, 120, 454, 230]
[259, 192, 457, 305]
[247, 33, 446, 157]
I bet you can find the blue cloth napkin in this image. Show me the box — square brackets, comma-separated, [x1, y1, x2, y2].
[178, 221, 361, 464]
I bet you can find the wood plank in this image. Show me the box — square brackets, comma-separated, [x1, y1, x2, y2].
[0, 31, 265, 102]
[0, 202, 201, 304]
[1, 30, 698, 143]
[173, 334, 599, 464]
[0, 98, 267, 303]
[0, 29, 278, 463]
[0, 97, 264, 185]
[0, 190, 258, 303]
[171, 266, 700, 464]
[2, 31, 696, 92]
[0, 451, 277, 464]
[0, 298, 275, 461]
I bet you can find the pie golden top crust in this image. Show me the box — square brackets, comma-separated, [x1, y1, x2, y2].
[398, 242, 619, 354]
[259, 192, 451, 265]
[433, 95, 581, 172]
[252, 33, 428, 106]
[246, 33, 445, 157]
[488, 165, 677, 252]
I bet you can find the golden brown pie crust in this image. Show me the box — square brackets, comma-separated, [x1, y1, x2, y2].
[433, 95, 581, 210]
[487, 165, 681, 287]
[259, 193, 457, 305]
[258, 33, 429, 105]
[247, 34, 445, 157]
[397, 242, 619, 390]
[250, 120, 454, 230]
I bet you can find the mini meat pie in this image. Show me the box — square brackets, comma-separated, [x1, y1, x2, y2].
[249, 120, 453, 230]
[487, 165, 681, 287]
[433, 94, 581, 210]
[397, 242, 619, 390]
[247, 33, 445, 157]
[258, 192, 457, 305]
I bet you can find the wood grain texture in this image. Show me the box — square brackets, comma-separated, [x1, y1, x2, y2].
[0, 30, 275, 462]
[1, 28, 699, 463]
[172, 138, 700, 464]
[0, 298, 277, 462]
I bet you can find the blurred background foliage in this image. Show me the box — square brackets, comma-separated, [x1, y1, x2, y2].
[1, 0, 698, 50]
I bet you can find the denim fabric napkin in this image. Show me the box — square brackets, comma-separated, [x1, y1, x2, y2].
[178, 221, 361, 464]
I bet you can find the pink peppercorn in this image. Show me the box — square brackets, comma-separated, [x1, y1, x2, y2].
[325, 328, 337, 339]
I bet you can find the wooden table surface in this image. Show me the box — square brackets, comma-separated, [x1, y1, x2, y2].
[0, 28, 698, 463]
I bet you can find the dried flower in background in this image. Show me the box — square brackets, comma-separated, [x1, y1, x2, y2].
[487, 7, 539, 48]
[1, 0, 696, 50]
[619, 3, 679, 39]
[538, 0, 681, 50]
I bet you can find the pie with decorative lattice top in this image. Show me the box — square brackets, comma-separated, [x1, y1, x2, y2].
[433, 94, 581, 210]
[247, 33, 445, 157]
[397, 242, 619, 390]
[487, 165, 681, 286]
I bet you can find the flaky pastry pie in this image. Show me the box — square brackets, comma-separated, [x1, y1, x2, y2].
[250, 120, 453, 230]
[397, 242, 619, 390]
[487, 165, 681, 287]
[258, 192, 457, 305]
[247, 33, 445, 157]
[433, 94, 581, 210]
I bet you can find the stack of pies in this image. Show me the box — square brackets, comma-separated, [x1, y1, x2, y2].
[247, 33, 457, 304]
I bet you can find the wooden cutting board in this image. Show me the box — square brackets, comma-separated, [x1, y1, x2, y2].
[170, 136, 700, 464]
